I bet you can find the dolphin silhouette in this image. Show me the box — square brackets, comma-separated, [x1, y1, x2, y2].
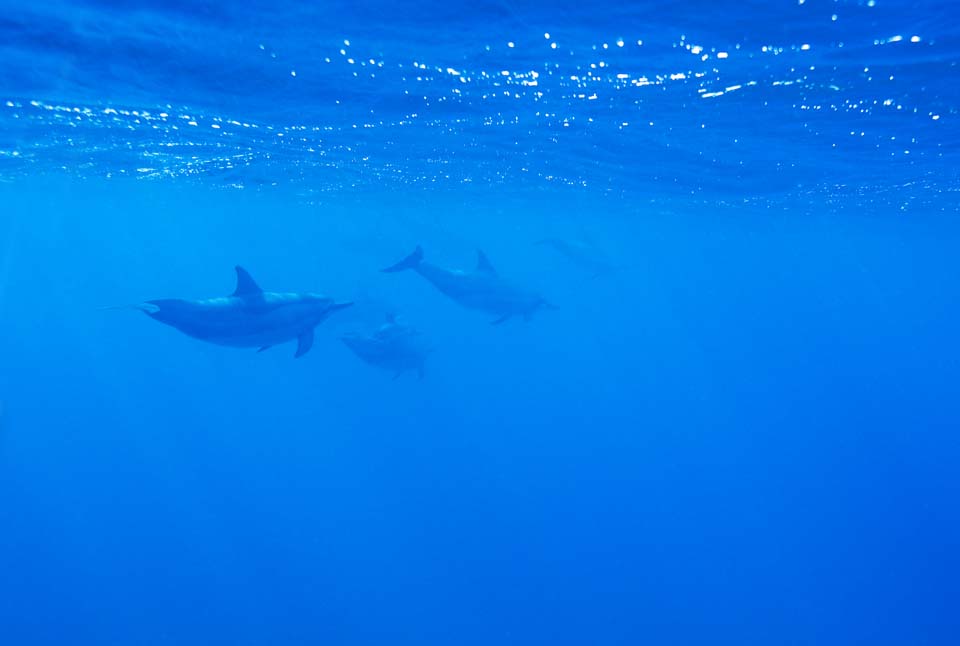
[381, 246, 554, 324]
[536, 237, 618, 278]
[135, 266, 352, 357]
[341, 314, 431, 380]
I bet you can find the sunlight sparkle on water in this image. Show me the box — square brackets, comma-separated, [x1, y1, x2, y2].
[0, 12, 948, 195]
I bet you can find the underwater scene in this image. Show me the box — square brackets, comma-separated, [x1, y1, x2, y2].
[1, 0, 958, 644]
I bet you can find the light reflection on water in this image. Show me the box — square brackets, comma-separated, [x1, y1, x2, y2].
[0, 1, 955, 209]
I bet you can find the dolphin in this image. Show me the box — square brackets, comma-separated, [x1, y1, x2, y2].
[341, 314, 431, 380]
[381, 246, 553, 324]
[536, 237, 618, 278]
[134, 266, 353, 357]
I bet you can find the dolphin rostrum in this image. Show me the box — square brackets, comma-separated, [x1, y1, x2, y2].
[381, 246, 553, 324]
[341, 314, 431, 380]
[135, 266, 353, 357]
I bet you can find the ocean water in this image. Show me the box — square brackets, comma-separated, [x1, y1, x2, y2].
[1, 1, 959, 644]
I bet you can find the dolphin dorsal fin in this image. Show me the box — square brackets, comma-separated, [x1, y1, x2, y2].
[232, 266, 263, 296]
[476, 250, 497, 275]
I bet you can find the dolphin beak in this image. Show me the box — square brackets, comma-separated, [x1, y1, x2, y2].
[99, 302, 160, 315]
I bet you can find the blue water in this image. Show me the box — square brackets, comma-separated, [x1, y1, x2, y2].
[1, 1, 959, 644]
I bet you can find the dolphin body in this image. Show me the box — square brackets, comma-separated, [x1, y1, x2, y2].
[537, 237, 617, 278]
[341, 315, 431, 379]
[381, 246, 552, 324]
[136, 266, 353, 357]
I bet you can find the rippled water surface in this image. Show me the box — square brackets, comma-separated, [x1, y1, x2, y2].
[2, 0, 957, 207]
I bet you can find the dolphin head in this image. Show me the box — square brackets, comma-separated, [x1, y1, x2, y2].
[340, 332, 381, 360]
[340, 331, 364, 347]
[138, 299, 186, 322]
[298, 294, 353, 320]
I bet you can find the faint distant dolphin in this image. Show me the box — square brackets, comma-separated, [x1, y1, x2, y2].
[536, 237, 618, 278]
[132, 266, 352, 357]
[341, 314, 431, 380]
[381, 246, 554, 324]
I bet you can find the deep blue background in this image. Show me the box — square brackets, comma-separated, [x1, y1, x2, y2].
[1, 1, 959, 644]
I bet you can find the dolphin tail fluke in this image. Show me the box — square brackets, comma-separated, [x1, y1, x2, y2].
[381, 245, 424, 273]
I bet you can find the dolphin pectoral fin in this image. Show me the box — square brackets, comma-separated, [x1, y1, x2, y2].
[295, 329, 315, 358]
[258, 345, 273, 353]
[392, 370, 404, 381]
[491, 314, 512, 325]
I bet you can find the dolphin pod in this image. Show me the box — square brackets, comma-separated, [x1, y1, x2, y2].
[128, 243, 558, 375]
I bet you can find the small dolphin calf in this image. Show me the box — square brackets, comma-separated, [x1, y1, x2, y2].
[341, 314, 431, 379]
[135, 266, 352, 357]
[381, 246, 553, 324]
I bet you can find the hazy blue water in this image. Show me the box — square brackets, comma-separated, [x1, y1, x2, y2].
[1, 2, 959, 645]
